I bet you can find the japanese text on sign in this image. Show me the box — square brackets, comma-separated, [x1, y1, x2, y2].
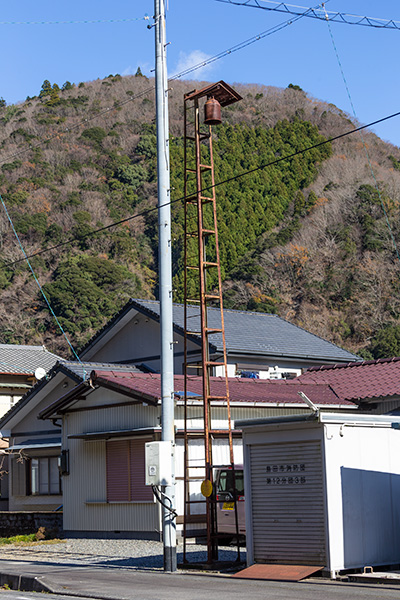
[265, 464, 306, 485]
[266, 476, 306, 485]
[266, 463, 305, 473]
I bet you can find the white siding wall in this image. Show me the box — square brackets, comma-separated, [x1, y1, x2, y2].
[62, 389, 160, 534]
[174, 405, 311, 430]
[85, 312, 200, 375]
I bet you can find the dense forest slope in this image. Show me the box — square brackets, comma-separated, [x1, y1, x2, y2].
[0, 73, 399, 359]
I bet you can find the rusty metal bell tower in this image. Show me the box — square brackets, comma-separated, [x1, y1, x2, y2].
[182, 81, 242, 563]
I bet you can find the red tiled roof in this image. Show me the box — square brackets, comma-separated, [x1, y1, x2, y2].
[90, 371, 355, 407]
[298, 357, 400, 402]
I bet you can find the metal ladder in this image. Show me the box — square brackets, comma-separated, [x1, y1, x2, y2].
[182, 87, 240, 564]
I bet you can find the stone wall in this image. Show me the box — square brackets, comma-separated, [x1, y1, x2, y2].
[0, 512, 63, 537]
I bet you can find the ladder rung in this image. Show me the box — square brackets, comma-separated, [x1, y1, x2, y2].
[204, 262, 218, 268]
[204, 294, 220, 300]
[202, 229, 216, 236]
[199, 164, 212, 170]
[206, 360, 225, 366]
[186, 265, 200, 270]
[208, 396, 228, 401]
[185, 133, 210, 142]
[205, 328, 223, 333]
[185, 299, 200, 303]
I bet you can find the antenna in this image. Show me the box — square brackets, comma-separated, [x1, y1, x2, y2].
[34, 367, 46, 380]
[298, 391, 319, 415]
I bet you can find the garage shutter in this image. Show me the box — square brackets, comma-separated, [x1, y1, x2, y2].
[250, 440, 326, 565]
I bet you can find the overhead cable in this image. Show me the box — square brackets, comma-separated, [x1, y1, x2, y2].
[0, 16, 149, 26]
[0, 195, 85, 370]
[0, 0, 328, 170]
[322, 6, 400, 263]
[4, 108, 400, 269]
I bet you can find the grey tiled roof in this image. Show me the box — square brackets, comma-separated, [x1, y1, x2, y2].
[0, 359, 144, 428]
[59, 360, 144, 381]
[134, 299, 359, 362]
[0, 344, 61, 375]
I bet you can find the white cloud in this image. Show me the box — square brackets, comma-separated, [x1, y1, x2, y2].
[173, 50, 214, 80]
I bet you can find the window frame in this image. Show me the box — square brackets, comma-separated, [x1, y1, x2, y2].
[29, 456, 62, 496]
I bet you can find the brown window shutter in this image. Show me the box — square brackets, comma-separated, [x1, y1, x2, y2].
[106, 440, 129, 501]
[129, 438, 153, 501]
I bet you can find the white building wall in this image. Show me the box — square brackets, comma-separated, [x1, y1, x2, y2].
[324, 422, 400, 572]
[62, 389, 160, 534]
[0, 394, 22, 420]
[84, 312, 200, 375]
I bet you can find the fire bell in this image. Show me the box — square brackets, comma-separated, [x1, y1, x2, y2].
[185, 80, 242, 127]
[204, 97, 222, 125]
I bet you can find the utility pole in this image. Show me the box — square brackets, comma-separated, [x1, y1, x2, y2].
[153, 0, 176, 572]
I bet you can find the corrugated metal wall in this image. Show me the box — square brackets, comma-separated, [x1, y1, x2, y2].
[62, 394, 160, 534]
[62, 391, 317, 534]
[174, 405, 311, 430]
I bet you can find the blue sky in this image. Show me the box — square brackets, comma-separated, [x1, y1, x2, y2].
[2, 0, 400, 146]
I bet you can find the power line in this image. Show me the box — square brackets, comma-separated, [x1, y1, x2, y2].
[0, 0, 323, 170]
[322, 6, 400, 264]
[168, 4, 316, 81]
[0, 16, 149, 26]
[0, 195, 85, 371]
[4, 108, 400, 269]
[215, 0, 400, 30]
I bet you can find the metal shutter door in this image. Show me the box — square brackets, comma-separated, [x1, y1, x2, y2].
[250, 441, 326, 565]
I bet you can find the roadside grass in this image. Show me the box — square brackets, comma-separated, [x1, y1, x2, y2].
[0, 532, 64, 546]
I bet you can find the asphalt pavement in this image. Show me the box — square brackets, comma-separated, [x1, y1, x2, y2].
[1, 541, 400, 600]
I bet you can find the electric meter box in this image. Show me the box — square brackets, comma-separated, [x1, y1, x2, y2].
[145, 441, 173, 486]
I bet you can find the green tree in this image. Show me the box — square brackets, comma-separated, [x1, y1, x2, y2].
[39, 80, 60, 106]
[370, 325, 400, 359]
[62, 81, 74, 91]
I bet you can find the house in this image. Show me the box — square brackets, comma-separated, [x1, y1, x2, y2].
[37, 368, 357, 538]
[0, 360, 142, 511]
[0, 344, 60, 510]
[0, 344, 60, 419]
[0, 300, 360, 530]
[79, 298, 360, 378]
[297, 356, 400, 413]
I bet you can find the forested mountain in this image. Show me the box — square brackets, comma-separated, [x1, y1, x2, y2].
[0, 73, 399, 360]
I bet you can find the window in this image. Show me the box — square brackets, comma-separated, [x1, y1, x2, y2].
[30, 457, 61, 495]
[106, 439, 153, 502]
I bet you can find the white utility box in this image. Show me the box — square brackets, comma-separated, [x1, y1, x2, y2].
[145, 441, 173, 486]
